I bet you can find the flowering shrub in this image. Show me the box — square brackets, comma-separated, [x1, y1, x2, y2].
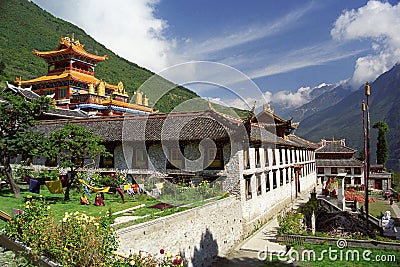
[4, 196, 118, 266]
[88, 171, 127, 187]
[3, 196, 185, 266]
[277, 210, 306, 235]
[112, 249, 184, 267]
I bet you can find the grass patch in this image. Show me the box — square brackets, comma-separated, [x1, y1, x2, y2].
[0, 184, 157, 227]
[0, 183, 228, 229]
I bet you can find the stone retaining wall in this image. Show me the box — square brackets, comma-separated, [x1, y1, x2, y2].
[116, 196, 243, 267]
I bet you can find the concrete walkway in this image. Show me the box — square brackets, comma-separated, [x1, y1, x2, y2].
[212, 185, 319, 267]
[391, 200, 400, 218]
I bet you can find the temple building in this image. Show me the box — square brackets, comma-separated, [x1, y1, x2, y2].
[315, 138, 364, 189]
[15, 35, 153, 116]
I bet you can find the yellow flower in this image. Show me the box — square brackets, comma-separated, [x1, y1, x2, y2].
[166, 252, 172, 258]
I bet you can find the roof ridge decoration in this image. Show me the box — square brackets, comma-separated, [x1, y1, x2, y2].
[33, 35, 108, 62]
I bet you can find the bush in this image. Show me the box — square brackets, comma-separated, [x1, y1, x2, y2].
[277, 210, 306, 235]
[3, 196, 185, 266]
[4, 195, 117, 266]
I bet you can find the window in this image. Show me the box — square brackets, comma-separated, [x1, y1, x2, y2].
[273, 171, 277, 189]
[256, 175, 262, 196]
[345, 168, 352, 174]
[331, 167, 338, 174]
[317, 167, 324, 174]
[286, 168, 289, 183]
[100, 146, 114, 168]
[280, 169, 284, 186]
[245, 175, 252, 200]
[57, 87, 68, 99]
[134, 148, 147, 168]
[285, 149, 289, 164]
[354, 177, 361, 185]
[265, 173, 270, 192]
[272, 150, 276, 165]
[42, 89, 55, 96]
[255, 148, 260, 168]
[170, 148, 180, 161]
[354, 167, 361, 175]
[243, 150, 250, 169]
[279, 149, 283, 164]
[264, 149, 269, 166]
[168, 148, 183, 169]
[207, 147, 223, 169]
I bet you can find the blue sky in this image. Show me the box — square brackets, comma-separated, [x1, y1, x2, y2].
[31, 0, 400, 110]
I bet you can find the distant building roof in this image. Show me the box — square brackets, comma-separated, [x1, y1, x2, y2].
[3, 82, 40, 100]
[316, 158, 363, 167]
[316, 139, 357, 154]
[42, 108, 90, 119]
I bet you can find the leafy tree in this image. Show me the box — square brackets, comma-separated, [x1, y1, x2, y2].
[0, 91, 52, 197]
[357, 150, 365, 162]
[45, 122, 110, 200]
[373, 121, 389, 169]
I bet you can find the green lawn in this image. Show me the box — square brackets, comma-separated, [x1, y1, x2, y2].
[367, 196, 396, 219]
[0, 184, 159, 227]
[349, 191, 396, 219]
[0, 182, 227, 229]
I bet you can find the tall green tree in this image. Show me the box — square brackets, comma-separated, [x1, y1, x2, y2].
[0, 91, 52, 197]
[372, 121, 389, 169]
[45, 123, 110, 200]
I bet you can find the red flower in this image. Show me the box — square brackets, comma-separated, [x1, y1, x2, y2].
[160, 248, 165, 254]
[173, 258, 182, 265]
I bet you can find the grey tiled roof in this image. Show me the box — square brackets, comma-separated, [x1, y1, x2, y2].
[316, 158, 363, 167]
[43, 108, 90, 119]
[316, 140, 357, 153]
[3, 82, 40, 99]
[123, 111, 237, 141]
[288, 134, 319, 149]
[34, 110, 317, 149]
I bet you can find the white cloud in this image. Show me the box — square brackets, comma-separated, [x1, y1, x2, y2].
[175, 3, 315, 62]
[223, 85, 320, 111]
[248, 42, 365, 79]
[32, 0, 173, 72]
[331, 0, 400, 88]
[270, 86, 312, 109]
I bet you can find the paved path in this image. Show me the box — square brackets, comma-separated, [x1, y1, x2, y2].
[391, 200, 400, 218]
[212, 185, 320, 267]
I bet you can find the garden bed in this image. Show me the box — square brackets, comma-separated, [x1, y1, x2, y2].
[0, 234, 61, 267]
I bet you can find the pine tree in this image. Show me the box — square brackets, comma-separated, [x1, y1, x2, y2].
[372, 121, 389, 169]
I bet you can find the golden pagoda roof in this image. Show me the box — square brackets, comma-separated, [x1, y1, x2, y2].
[101, 98, 153, 113]
[33, 36, 107, 62]
[17, 70, 118, 91]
